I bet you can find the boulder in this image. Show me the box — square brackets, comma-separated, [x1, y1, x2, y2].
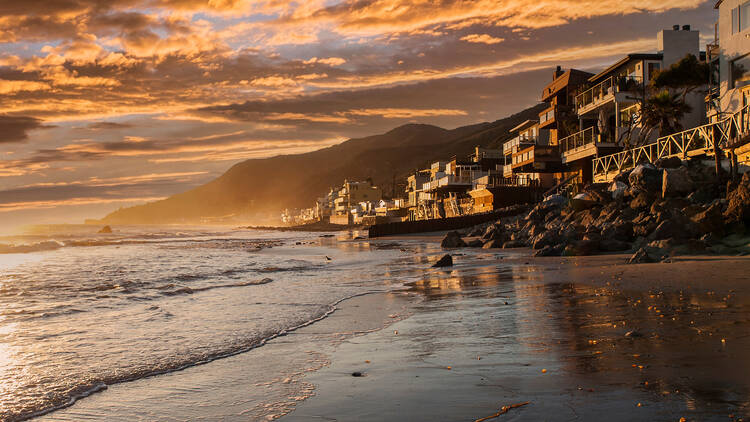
[648, 219, 681, 241]
[432, 254, 453, 267]
[630, 192, 652, 210]
[532, 230, 562, 250]
[570, 192, 598, 211]
[441, 231, 466, 248]
[502, 240, 527, 249]
[466, 239, 484, 248]
[628, 246, 668, 264]
[98, 225, 113, 234]
[629, 163, 662, 193]
[482, 239, 504, 249]
[724, 173, 750, 224]
[535, 244, 565, 257]
[599, 238, 632, 252]
[482, 225, 501, 241]
[609, 181, 628, 200]
[655, 156, 683, 169]
[563, 239, 600, 256]
[662, 166, 694, 198]
[691, 203, 725, 236]
[542, 194, 567, 207]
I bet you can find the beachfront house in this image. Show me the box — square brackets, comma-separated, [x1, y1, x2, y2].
[501, 120, 560, 188]
[559, 25, 706, 184]
[708, 0, 750, 168]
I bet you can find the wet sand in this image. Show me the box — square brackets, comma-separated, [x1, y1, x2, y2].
[38, 238, 750, 422]
[282, 252, 750, 422]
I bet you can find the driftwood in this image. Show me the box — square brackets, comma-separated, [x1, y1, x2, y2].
[474, 401, 530, 422]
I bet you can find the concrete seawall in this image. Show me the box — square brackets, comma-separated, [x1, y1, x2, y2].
[368, 205, 529, 238]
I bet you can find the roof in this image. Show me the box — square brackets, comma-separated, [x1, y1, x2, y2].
[589, 53, 663, 83]
[541, 69, 595, 102]
[510, 119, 539, 133]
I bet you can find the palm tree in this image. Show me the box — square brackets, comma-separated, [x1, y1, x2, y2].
[640, 90, 692, 139]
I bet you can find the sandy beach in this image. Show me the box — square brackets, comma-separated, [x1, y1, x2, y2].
[38, 232, 750, 422]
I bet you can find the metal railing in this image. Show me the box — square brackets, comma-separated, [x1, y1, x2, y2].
[503, 135, 537, 154]
[575, 75, 643, 113]
[592, 105, 750, 182]
[559, 126, 599, 154]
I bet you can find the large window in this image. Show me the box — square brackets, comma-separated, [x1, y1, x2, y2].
[732, 1, 750, 34]
[732, 54, 750, 89]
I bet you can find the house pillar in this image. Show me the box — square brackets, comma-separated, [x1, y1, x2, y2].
[614, 101, 621, 144]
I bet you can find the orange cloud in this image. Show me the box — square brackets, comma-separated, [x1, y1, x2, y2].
[460, 34, 505, 45]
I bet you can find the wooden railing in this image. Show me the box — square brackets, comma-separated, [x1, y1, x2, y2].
[575, 75, 643, 113]
[592, 105, 750, 183]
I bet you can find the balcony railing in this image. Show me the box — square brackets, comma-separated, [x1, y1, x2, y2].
[575, 75, 643, 113]
[503, 135, 537, 154]
[558, 126, 599, 154]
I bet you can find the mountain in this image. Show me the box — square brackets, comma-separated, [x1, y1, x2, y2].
[100, 104, 545, 225]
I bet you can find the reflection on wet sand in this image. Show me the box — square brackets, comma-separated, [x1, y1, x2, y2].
[406, 256, 750, 420]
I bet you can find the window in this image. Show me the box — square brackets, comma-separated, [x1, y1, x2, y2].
[733, 1, 750, 34]
[647, 62, 660, 81]
[731, 54, 750, 88]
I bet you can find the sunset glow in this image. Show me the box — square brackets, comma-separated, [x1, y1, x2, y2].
[0, 0, 716, 229]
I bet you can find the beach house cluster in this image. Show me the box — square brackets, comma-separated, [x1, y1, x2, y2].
[289, 5, 750, 227]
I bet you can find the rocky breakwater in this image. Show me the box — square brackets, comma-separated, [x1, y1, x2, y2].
[444, 158, 750, 263]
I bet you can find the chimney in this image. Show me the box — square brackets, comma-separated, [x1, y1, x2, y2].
[682, 25, 691, 31]
[553, 65, 564, 79]
[673, 25, 680, 31]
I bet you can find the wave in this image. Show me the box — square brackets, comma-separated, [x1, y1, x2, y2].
[159, 278, 274, 296]
[15, 290, 389, 422]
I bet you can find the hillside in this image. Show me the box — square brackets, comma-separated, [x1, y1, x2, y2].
[100, 104, 545, 225]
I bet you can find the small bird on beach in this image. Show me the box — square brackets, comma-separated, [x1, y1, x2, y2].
[325, 256, 332, 261]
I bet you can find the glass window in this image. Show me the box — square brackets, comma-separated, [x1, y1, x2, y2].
[733, 6, 741, 34]
[732, 54, 750, 88]
[742, 1, 750, 32]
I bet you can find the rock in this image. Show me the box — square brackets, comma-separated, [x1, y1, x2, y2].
[441, 231, 466, 248]
[532, 230, 562, 250]
[542, 194, 567, 207]
[98, 225, 112, 234]
[655, 156, 683, 169]
[535, 244, 565, 257]
[691, 203, 725, 236]
[662, 166, 694, 198]
[570, 192, 598, 211]
[482, 239, 504, 249]
[432, 254, 453, 267]
[628, 245, 669, 264]
[599, 238, 631, 252]
[466, 239, 484, 248]
[609, 181, 628, 200]
[648, 220, 681, 241]
[724, 173, 750, 224]
[629, 163, 662, 193]
[502, 240, 527, 249]
[468, 226, 485, 237]
[352, 372, 364, 377]
[630, 192, 652, 210]
[563, 239, 600, 256]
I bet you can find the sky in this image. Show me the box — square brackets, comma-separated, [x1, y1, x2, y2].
[0, 0, 718, 232]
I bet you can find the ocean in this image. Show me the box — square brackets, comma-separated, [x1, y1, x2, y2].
[0, 226, 420, 421]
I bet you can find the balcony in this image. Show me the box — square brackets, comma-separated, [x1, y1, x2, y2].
[511, 145, 562, 173]
[558, 126, 618, 163]
[575, 76, 642, 116]
[503, 135, 537, 155]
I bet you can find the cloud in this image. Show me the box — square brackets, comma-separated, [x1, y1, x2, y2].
[460, 34, 505, 45]
[0, 115, 48, 143]
[86, 121, 135, 130]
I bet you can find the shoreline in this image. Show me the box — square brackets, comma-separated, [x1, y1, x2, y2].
[36, 235, 750, 421]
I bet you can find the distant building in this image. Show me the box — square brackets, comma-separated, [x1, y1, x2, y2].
[333, 180, 382, 216]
